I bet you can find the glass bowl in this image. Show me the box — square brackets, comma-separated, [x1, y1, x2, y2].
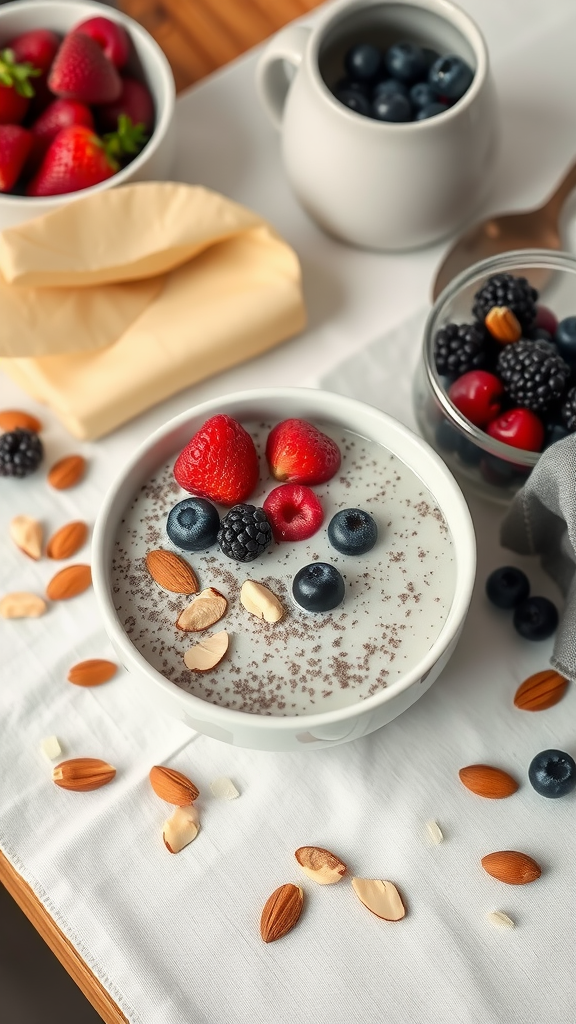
[413, 249, 576, 504]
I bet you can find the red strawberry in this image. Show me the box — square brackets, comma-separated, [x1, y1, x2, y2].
[0, 47, 42, 124]
[9, 29, 60, 74]
[174, 415, 259, 506]
[72, 16, 130, 70]
[26, 124, 116, 196]
[48, 32, 121, 104]
[97, 77, 154, 133]
[263, 484, 324, 542]
[0, 125, 32, 191]
[266, 419, 341, 486]
[30, 98, 94, 165]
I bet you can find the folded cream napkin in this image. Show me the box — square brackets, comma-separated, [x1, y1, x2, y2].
[0, 183, 306, 439]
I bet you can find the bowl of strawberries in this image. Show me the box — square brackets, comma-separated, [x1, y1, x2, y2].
[0, 0, 175, 227]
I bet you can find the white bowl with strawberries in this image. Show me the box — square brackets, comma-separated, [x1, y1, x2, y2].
[0, 0, 175, 227]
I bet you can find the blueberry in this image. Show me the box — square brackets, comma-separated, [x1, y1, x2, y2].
[456, 435, 482, 465]
[554, 316, 576, 364]
[513, 595, 558, 640]
[328, 508, 378, 555]
[435, 418, 460, 452]
[429, 54, 474, 101]
[335, 76, 371, 97]
[486, 566, 530, 609]
[166, 497, 220, 552]
[384, 42, 427, 84]
[373, 78, 409, 99]
[335, 87, 371, 116]
[409, 81, 439, 109]
[544, 421, 570, 448]
[415, 101, 448, 120]
[422, 47, 440, 71]
[292, 562, 345, 613]
[344, 43, 383, 83]
[372, 92, 412, 122]
[528, 749, 576, 798]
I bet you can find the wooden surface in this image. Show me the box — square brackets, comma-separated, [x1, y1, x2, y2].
[1, 8, 326, 1023]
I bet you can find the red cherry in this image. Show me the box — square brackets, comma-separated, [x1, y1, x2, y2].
[486, 408, 544, 452]
[535, 304, 558, 336]
[263, 483, 324, 542]
[448, 370, 503, 427]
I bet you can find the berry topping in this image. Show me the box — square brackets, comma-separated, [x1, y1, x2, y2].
[97, 76, 154, 133]
[344, 43, 383, 83]
[48, 31, 122, 105]
[485, 566, 530, 609]
[472, 273, 538, 333]
[428, 54, 473, 101]
[328, 508, 378, 555]
[292, 562, 345, 613]
[217, 504, 272, 562]
[528, 749, 576, 799]
[373, 78, 409, 99]
[166, 497, 220, 553]
[497, 340, 570, 414]
[561, 386, 576, 432]
[263, 484, 324, 543]
[554, 315, 576, 365]
[434, 322, 487, 378]
[266, 419, 341, 486]
[0, 428, 43, 478]
[8, 29, 60, 75]
[174, 414, 259, 507]
[486, 408, 544, 452]
[384, 42, 427, 85]
[535, 304, 558, 337]
[0, 125, 32, 192]
[409, 81, 439, 109]
[372, 91, 412, 122]
[72, 16, 130, 70]
[513, 596, 558, 641]
[448, 370, 503, 427]
[414, 101, 449, 120]
[336, 87, 371, 116]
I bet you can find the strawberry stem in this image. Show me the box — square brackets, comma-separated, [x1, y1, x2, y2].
[0, 48, 42, 98]
[103, 114, 149, 165]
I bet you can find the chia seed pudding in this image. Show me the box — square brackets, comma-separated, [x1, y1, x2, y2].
[111, 421, 455, 716]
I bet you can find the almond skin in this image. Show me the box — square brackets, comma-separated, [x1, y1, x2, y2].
[459, 764, 519, 799]
[514, 669, 569, 711]
[46, 564, 92, 600]
[47, 454, 86, 490]
[260, 883, 304, 943]
[146, 549, 198, 594]
[9, 515, 43, 560]
[295, 846, 347, 884]
[47, 521, 88, 560]
[0, 592, 47, 619]
[0, 409, 42, 433]
[149, 765, 199, 805]
[52, 758, 116, 792]
[67, 659, 117, 687]
[481, 851, 541, 885]
[485, 306, 522, 344]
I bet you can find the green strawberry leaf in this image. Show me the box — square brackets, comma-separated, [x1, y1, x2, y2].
[103, 114, 149, 164]
[0, 48, 42, 98]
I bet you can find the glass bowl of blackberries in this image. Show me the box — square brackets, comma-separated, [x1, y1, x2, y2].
[413, 249, 576, 503]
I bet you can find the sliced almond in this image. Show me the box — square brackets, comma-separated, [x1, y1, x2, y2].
[459, 764, 518, 799]
[52, 757, 116, 792]
[0, 592, 47, 619]
[351, 878, 406, 921]
[260, 883, 304, 943]
[209, 777, 239, 800]
[176, 587, 227, 631]
[46, 564, 92, 600]
[425, 820, 444, 845]
[295, 846, 347, 884]
[487, 910, 515, 930]
[0, 409, 42, 433]
[10, 515, 43, 560]
[47, 454, 86, 490]
[514, 669, 569, 711]
[67, 659, 117, 687]
[40, 736, 62, 762]
[149, 765, 199, 805]
[146, 549, 198, 594]
[184, 630, 229, 672]
[163, 804, 200, 853]
[240, 579, 284, 623]
[47, 521, 88, 560]
[481, 850, 541, 885]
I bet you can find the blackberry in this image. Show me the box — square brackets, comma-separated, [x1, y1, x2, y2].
[472, 273, 538, 333]
[561, 386, 576, 432]
[433, 321, 487, 378]
[497, 340, 570, 413]
[0, 429, 43, 478]
[217, 504, 272, 562]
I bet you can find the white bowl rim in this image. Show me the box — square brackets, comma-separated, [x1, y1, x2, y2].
[0, 0, 175, 207]
[92, 387, 476, 732]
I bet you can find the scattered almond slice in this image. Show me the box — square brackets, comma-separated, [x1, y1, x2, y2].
[163, 804, 200, 853]
[351, 878, 406, 921]
[240, 579, 284, 622]
[40, 736, 62, 762]
[10, 516, 43, 560]
[184, 630, 229, 672]
[487, 910, 515, 930]
[210, 777, 239, 800]
[425, 820, 444, 844]
[295, 846, 346, 884]
[0, 592, 47, 619]
[176, 588, 227, 631]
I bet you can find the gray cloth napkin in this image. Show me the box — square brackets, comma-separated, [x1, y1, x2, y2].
[501, 434, 576, 680]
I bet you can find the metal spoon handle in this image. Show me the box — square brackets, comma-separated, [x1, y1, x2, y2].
[540, 160, 576, 221]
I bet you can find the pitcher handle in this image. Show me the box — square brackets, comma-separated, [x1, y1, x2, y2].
[256, 24, 311, 129]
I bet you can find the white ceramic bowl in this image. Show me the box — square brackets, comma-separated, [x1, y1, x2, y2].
[0, 0, 175, 229]
[92, 388, 476, 751]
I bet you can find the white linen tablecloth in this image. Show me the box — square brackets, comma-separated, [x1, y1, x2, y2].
[1, 1, 576, 1021]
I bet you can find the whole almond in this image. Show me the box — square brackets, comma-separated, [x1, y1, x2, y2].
[67, 659, 117, 687]
[52, 757, 116, 792]
[260, 883, 304, 943]
[240, 580, 284, 623]
[163, 804, 200, 853]
[48, 454, 86, 490]
[481, 850, 541, 885]
[10, 515, 43, 560]
[0, 409, 42, 433]
[485, 306, 522, 344]
[176, 588, 227, 631]
[146, 549, 198, 594]
[46, 564, 92, 600]
[149, 765, 199, 805]
[184, 630, 229, 672]
[295, 846, 347, 885]
[47, 521, 88, 560]
[0, 592, 47, 619]
[351, 878, 406, 921]
[459, 764, 518, 799]
[514, 669, 569, 711]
